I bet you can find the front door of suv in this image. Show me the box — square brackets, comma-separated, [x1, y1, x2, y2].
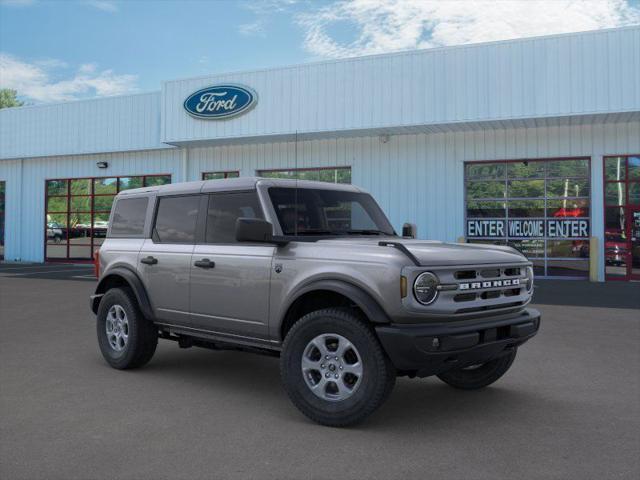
[189, 191, 274, 340]
[139, 194, 202, 325]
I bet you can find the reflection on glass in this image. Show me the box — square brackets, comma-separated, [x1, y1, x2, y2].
[466, 201, 506, 218]
[546, 179, 589, 198]
[547, 199, 589, 218]
[68, 246, 92, 259]
[119, 177, 144, 190]
[46, 244, 68, 258]
[202, 171, 240, 180]
[94, 178, 117, 194]
[507, 180, 544, 198]
[465, 163, 505, 180]
[465, 181, 505, 199]
[47, 180, 68, 196]
[605, 183, 625, 205]
[507, 200, 545, 218]
[70, 179, 91, 195]
[46, 196, 68, 212]
[604, 157, 626, 181]
[547, 260, 588, 277]
[70, 196, 91, 212]
[508, 240, 545, 257]
[605, 207, 626, 235]
[69, 214, 92, 244]
[629, 156, 640, 180]
[547, 159, 589, 178]
[547, 240, 589, 258]
[507, 161, 544, 179]
[94, 196, 115, 212]
[259, 168, 351, 184]
[629, 183, 640, 205]
[144, 175, 171, 187]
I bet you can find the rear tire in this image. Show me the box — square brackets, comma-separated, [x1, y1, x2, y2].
[96, 287, 158, 370]
[280, 308, 396, 427]
[436, 348, 517, 390]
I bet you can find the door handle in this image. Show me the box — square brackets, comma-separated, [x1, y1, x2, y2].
[194, 258, 215, 269]
[140, 256, 158, 265]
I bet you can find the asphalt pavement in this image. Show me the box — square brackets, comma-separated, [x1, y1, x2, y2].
[0, 263, 638, 480]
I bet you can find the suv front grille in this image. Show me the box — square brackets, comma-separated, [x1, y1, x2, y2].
[428, 264, 531, 315]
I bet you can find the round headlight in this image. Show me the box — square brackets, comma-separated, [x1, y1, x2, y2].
[413, 272, 439, 305]
[525, 266, 534, 292]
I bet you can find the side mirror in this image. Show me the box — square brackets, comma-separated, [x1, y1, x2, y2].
[236, 218, 288, 245]
[402, 223, 417, 239]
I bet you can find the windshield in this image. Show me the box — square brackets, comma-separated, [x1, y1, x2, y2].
[268, 187, 395, 237]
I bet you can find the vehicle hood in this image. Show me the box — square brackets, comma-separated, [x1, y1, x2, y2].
[314, 237, 528, 266]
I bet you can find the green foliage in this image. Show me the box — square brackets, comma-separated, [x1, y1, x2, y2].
[0, 89, 24, 109]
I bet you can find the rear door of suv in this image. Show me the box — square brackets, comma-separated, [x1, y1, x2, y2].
[138, 193, 203, 325]
[189, 190, 274, 340]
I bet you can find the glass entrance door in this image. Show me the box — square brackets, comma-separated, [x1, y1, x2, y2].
[604, 155, 640, 281]
[631, 208, 640, 280]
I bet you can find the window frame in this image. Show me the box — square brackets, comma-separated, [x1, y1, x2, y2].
[463, 157, 592, 279]
[44, 174, 171, 261]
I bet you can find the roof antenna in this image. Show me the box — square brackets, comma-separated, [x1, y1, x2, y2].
[294, 130, 298, 237]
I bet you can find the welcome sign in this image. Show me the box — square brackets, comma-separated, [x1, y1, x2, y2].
[467, 219, 590, 238]
[184, 84, 257, 119]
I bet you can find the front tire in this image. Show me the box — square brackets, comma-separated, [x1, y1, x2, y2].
[96, 287, 158, 370]
[280, 308, 395, 427]
[436, 348, 517, 390]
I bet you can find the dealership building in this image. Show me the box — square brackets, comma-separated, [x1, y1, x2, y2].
[1, 26, 639, 281]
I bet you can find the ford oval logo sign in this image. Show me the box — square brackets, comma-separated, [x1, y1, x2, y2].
[183, 84, 257, 120]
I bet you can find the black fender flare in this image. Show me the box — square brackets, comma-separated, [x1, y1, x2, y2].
[92, 266, 154, 320]
[283, 279, 391, 326]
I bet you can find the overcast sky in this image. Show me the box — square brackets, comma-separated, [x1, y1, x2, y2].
[1, 0, 639, 104]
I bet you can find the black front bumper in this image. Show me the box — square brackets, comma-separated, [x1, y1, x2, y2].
[375, 308, 540, 378]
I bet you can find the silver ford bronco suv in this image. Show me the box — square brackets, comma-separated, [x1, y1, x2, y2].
[90, 177, 540, 426]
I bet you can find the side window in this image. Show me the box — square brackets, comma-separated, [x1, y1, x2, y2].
[206, 192, 263, 243]
[153, 195, 200, 244]
[109, 197, 148, 237]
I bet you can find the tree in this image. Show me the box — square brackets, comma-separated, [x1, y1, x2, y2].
[0, 89, 24, 109]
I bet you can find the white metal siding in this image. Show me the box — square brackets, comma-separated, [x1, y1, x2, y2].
[163, 27, 640, 144]
[0, 92, 168, 160]
[0, 149, 182, 262]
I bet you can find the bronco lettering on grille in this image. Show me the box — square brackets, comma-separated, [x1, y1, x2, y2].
[459, 279, 520, 290]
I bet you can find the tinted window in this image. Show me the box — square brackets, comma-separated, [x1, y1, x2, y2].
[206, 192, 263, 243]
[154, 195, 200, 243]
[110, 198, 148, 237]
[268, 187, 394, 236]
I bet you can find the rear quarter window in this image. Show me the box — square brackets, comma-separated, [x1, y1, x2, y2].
[109, 197, 149, 237]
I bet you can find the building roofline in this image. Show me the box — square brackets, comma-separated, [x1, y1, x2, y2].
[0, 90, 161, 114]
[2, 25, 637, 113]
[162, 25, 640, 86]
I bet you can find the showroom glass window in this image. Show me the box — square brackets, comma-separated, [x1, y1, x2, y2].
[45, 174, 171, 261]
[603, 155, 640, 280]
[258, 167, 351, 184]
[202, 171, 240, 180]
[465, 158, 591, 278]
